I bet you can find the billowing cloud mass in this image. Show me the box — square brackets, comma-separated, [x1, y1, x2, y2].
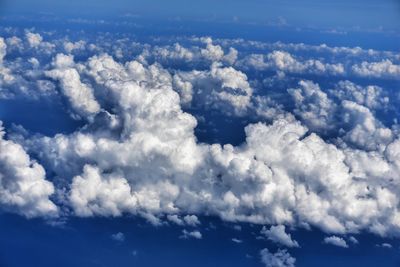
[1, 25, 400, 267]
[0, 122, 57, 218]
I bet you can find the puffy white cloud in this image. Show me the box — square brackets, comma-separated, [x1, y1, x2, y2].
[0, 37, 6, 64]
[200, 37, 225, 61]
[341, 100, 393, 151]
[167, 214, 200, 226]
[4, 29, 400, 244]
[241, 51, 345, 76]
[0, 122, 57, 218]
[331, 81, 388, 109]
[64, 40, 86, 54]
[352, 60, 400, 79]
[261, 225, 299, 248]
[175, 63, 253, 115]
[180, 229, 202, 239]
[111, 232, 125, 242]
[323, 236, 348, 248]
[288, 80, 336, 132]
[260, 248, 296, 267]
[45, 54, 101, 118]
[69, 165, 138, 217]
[183, 215, 201, 226]
[25, 31, 43, 48]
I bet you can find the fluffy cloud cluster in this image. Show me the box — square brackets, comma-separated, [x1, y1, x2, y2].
[45, 54, 101, 119]
[0, 122, 57, 218]
[14, 52, 400, 241]
[352, 60, 400, 79]
[0, 28, 400, 257]
[240, 51, 345, 76]
[261, 225, 299, 248]
[260, 248, 296, 267]
[175, 62, 253, 114]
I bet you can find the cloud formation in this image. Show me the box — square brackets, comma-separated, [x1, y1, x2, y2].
[0, 28, 400, 255]
[260, 248, 296, 267]
[0, 122, 57, 218]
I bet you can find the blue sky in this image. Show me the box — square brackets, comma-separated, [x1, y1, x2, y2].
[2, 0, 400, 29]
[0, 1, 400, 267]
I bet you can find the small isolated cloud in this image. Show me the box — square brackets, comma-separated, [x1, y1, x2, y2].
[348, 236, 359, 244]
[111, 232, 125, 242]
[376, 243, 392, 249]
[180, 229, 202, 239]
[261, 225, 299, 248]
[231, 238, 243, 243]
[260, 248, 296, 267]
[233, 225, 242, 231]
[323, 236, 348, 248]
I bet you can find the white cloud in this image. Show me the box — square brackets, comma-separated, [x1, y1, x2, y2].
[348, 236, 359, 244]
[376, 243, 392, 248]
[241, 50, 345, 76]
[183, 215, 200, 226]
[0, 37, 6, 64]
[352, 60, 400, 79]
[288, 80, 336, 133]
[25, 31, 43, 48]
[3, 29, 400, 243]
[261, 225, 299, 248]
[260, 248, 296, 267]
[180, 229, 202, 239]
[175, 62, 253, 115]
[45, 54, 101, 118]
[111, 232, 125, 242]
[323, 236, 348, 248]
[331, 81, 388, 109]
[0, 122, 57, 218]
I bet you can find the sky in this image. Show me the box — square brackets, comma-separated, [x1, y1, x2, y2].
[0, 1, 400, 267]
[2, 0, 400, 29]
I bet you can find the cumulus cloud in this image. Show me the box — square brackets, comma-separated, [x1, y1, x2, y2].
[260, 248, 296, 267]
[331, 81, 388, 109]
[0, 37, 6, 64]
[352, 60, 400, 79]
[22, 52, 400, 236]
[323, 236, 348, 248]
[45, 54, 101, 118]
[25, 31, 43, 48]
[0, 122, 57, 218]
[241, 50, 345, 76]
[111, 232, 125, 242]
[288, 80, 336, 133]
[180, 229, 202, 239]
[167, 214, 200, 226]
[2, 28, 400, 246]
[261, 225, 299, 248]
[175, 62, 253, 115]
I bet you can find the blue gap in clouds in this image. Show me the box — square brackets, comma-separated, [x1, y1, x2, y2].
[1, 213, 400, 267]
[0, 98, 83, 136]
